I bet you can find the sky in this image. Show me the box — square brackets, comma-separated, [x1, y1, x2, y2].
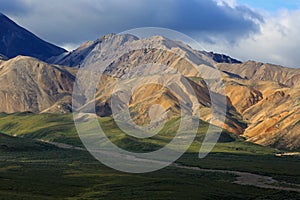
[1, 0, 300, 68]
[236, 0, 300, 11]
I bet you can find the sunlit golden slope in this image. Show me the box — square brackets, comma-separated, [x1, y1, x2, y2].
[220, 63, 300, 150]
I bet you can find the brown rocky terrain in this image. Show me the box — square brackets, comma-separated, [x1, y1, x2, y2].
[71, 34, 245, 135]
[73, 34, 300, 149]
[0, 56, 74, 113]
[0, 33, 299, 150]
[226, 70, 300, 149]
[218, 61, 300, 88]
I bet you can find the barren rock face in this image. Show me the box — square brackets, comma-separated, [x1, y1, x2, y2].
[61, 34, 300, 149]
[215, 60, 300, 149]
[217, 61, 300, 88]
[1, 33, 300, 150]
[49, 34, 139, 67]
[0, 56, 74, 113]
[72, 34, 246, 136]
[242, 88, 300, 150]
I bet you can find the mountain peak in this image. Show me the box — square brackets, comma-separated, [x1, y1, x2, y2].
[48, 32, 250, 72]
[98, 33, 116, 40]
[95, 33, 138, 43]
[0, 13, 66, 61]
[202, 51, 242, 64]
[49, 33, 139, 67]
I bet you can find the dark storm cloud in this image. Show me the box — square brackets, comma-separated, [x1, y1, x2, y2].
[1, 0, 263, 46]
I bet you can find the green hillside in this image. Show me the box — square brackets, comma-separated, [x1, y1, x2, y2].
[0, 132, 299, 199]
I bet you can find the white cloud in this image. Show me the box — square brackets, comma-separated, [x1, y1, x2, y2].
[214, 0, 236, 8]
[200, 8, 300, 68]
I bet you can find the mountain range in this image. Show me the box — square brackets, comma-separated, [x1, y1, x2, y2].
[0, 13, 300, 150]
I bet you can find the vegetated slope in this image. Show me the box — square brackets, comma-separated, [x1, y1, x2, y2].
[0, 112, 268, 155]
[1, 126, 298, 199]
[0, 56, 74, 113]
[0, 13, 66, 61]
[0, 132, 56, 151]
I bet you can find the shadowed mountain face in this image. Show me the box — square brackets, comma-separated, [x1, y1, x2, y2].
[0, 13, 66, 61]
[202, 51, 242, 64]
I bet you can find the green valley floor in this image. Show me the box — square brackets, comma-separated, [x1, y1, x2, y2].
[0, 113, 300, 199]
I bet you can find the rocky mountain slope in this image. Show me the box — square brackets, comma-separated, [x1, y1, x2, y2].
[218, 61, 300, 88]
[50, 34, 242, 68]
[219, 63, 300, 149]
[70, 34, 300, 150]
[47, 34, 122, 67]
[0, 28, 299, 150]
[0, 56, 74, 113]
[71, 34, 245, 135]
[0, 13, 66, 61]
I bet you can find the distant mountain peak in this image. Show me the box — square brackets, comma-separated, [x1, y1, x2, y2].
[98, 33, 116, 40]
[50, 33, 244, 68]
[49, 33, 139, 67]
[0, 13, 66, 61]
[203, 51, 242, 64]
